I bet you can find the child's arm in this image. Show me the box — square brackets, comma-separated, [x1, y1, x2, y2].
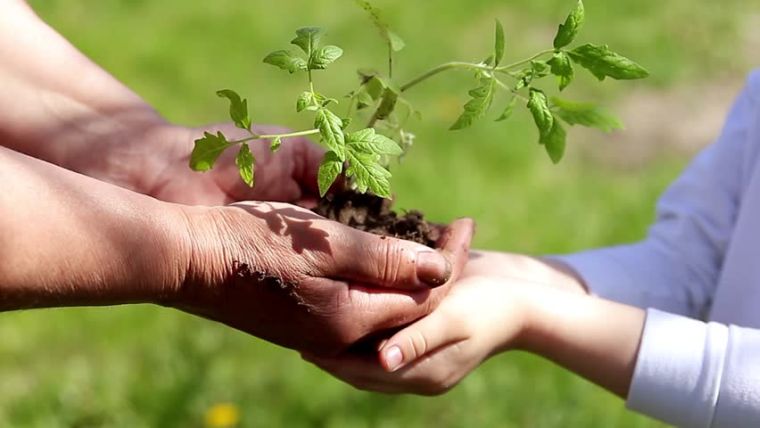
[306, 250, 760, 427]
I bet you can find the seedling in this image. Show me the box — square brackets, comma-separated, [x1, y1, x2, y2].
[190, 0, 648, 198]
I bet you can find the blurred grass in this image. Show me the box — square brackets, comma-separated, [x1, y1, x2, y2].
[2, 0, 757, 426]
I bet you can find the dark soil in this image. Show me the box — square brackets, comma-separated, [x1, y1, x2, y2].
[312, 191, 441, 248]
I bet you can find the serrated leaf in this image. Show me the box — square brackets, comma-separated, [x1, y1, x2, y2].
[347, 128, 403, 156]
[494, 19, 505, 66]
[216, 89, 251, 131]
[314, 108, 346, 160]
[309, 45, 343, 70]
[296, 91, 314, 112]
[291, 27, 323, 54]
[263, 50, 308, 73]
[495, 97, 517, 122]
[235, 143, 255, 187]
[270, 136, 283, 152]
[190, 131, 233, 171]
[345, 149, 392, 198]
[318, 151, 343, 196]
[451, 77, 496, 130]
[568, 44, 649, 81]
[551, 97, 623, 132]
[547, 51, 574, 91]
[554, 0, 585, 49]
[527, 88, 554, 141]
[541, 118, 566, 164]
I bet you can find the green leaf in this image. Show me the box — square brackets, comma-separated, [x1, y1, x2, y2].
[365, 76, 386, 100]
[347, 128, 403, 156]
[345, 149, 392, 198]
[291, 27, 323, 54]
[514, 61, 550, 90]
[263, 50, 307, 73]
[190, 131, 233, 171]
[353, 0, 405, 52]
[355, 89, 374, 109]
[547, 51, 574, 91]
[270, 136, 282, 152]
[313, 92, 338, 108]
[450, 77, 496, 130]
[387, 31, 406, 52]
[551, 97, 623, 132]
[527, 88, 554, 140]
[568, 44, 649, 80]
[309, 45, 343, 70]
[494, 19, 505, 66]
[314, 108, 346, 160]
[296, 91, 314, 112]
[495, 97, 517, 122]
[541, 118, 567, 164]
[317, 151, 344, 197]
[553, 0, 584, 49]
[530, 60, 550, 78]
[375, 88, 399, 121]
[216, 89, 251, 131]
[235, 143, 255, 187]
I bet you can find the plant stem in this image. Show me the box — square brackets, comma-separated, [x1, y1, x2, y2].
[496, 49, 555, 71]
[388, 45, 393, 79]
[494, 78, 529, 103]
[399, 62, 491, 92]
[229, 129, 320, 145]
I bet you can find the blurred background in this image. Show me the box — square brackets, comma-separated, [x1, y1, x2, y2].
[2, 0, 759, 426]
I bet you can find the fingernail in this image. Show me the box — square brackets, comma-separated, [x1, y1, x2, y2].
[416, 251, 452, 287]
[383, 346, 403, 372]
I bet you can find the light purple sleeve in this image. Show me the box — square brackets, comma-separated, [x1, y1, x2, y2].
[628, 309, 760, 427]
[555, 71, 760, 319]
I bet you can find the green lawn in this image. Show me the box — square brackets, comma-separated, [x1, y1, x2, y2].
[1, 0, 755, 426]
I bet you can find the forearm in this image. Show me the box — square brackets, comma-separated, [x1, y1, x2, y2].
[0, 0, 169, 192]
[0, 145, 188, 309]
[517, 288, 646, 397]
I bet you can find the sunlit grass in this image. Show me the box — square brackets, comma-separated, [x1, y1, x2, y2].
[1, 0, 754, 426]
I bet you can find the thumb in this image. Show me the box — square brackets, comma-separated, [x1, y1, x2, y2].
[378, 307, 467, 372]
[328, 218, 474, 290]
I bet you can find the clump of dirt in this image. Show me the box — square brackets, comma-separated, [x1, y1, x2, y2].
[313, 191, 441, 248]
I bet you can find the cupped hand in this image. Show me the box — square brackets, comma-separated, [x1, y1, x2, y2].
[170, 201, 474, 356]
[302, 251, 549, 395]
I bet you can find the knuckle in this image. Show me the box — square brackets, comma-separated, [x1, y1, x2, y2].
[405, 330, 430, 361]
[377, 241, 412, 285]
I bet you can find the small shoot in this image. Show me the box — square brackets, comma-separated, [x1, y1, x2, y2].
[191, 0, 648, 195]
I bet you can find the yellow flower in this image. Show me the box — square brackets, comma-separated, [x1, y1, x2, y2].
[204, 403, 240, 428]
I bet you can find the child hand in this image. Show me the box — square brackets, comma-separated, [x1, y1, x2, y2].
[303, 260, 541, 395]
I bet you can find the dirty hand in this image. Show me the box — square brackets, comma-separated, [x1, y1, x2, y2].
[170, 201, 474, 356]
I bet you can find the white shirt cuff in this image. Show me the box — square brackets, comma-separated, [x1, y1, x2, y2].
[627, 308, 728, 427]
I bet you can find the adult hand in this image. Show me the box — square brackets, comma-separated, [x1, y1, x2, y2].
[66, 122, 326, 206]
[171, 202, 474, 355]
